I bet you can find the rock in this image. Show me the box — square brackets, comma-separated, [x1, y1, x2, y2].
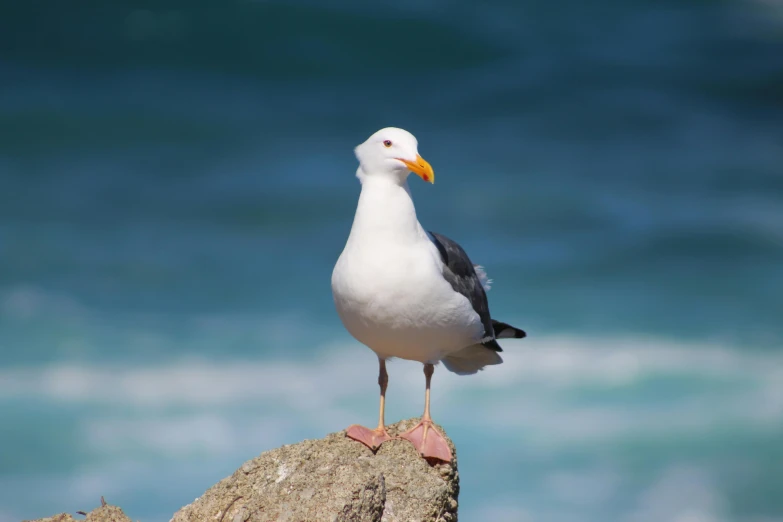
[24, 419, 459, 522]
[171, 418, 459, 522]
[23, 516, 77, 522]
[24, 500, 132, 522]
[82, 504, 133, 522]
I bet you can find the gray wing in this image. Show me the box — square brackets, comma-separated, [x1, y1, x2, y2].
[427, 231, 503, 351]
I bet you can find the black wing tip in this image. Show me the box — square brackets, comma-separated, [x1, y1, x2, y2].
[481, 338, 503, 352]
[492, 320, 528, 339]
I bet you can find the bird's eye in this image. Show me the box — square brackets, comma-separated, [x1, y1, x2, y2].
[383, 140, 392, 148]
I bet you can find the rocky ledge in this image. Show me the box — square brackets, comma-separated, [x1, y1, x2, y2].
[26, 418, 459, 522]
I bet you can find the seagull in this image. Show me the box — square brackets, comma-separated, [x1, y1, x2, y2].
[331, 127, 526, 462]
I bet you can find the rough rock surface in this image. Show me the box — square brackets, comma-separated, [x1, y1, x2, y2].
[24, 500, 132, 522]
[25, 418, 459, 522]
[172, 418, 459, 522]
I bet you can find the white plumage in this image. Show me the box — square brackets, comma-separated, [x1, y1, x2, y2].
[331, 171, 486, 364]
[331, 127, 526, 462]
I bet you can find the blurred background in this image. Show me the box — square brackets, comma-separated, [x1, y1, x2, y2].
[1, 1, 782, 521]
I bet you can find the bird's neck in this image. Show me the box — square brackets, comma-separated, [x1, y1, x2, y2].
[348, 171, 424, 244]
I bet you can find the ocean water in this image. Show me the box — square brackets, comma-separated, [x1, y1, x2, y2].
[1, 1, 782, 521]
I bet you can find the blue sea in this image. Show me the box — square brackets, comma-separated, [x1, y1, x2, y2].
[1, 1, 782, 521]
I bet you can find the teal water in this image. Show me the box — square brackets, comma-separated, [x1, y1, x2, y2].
[1, 1, 782, 520]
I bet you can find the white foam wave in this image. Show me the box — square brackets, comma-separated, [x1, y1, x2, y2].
[3, 335, 780, 404]
[2, 334, 781, 521]
[629, 465, 728, 522]
[1, 334, 780, 456]
[466, 464, 731, 522]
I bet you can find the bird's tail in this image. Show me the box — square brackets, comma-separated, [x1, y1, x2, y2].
[442, 344, 503, 375]
[443, 320, 526, 375]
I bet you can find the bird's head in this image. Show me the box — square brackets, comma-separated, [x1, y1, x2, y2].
[354, 127, 434, 184]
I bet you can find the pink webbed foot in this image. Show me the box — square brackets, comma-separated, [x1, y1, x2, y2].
[345, 424, 393, 451]
[399, 418, 453, 462]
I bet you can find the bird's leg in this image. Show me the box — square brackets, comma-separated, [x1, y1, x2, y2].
[345, 358, 393, 451]
[399, 363, 453, 462]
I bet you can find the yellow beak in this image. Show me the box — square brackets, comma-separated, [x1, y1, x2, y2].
[400, 154, 435, 184]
